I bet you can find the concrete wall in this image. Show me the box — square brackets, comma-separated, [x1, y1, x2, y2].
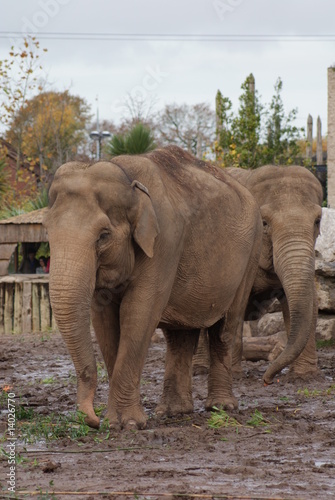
[327, 67, 335, 207]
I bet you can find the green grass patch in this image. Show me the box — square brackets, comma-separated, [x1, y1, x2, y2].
[208, 407, 272, 433]
[297, 384, 335, 398]
[18, 410, 100, 443]
[208, 407, 242, 430]
[316, 338, 335, 349]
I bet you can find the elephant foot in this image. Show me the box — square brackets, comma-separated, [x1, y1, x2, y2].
[105, 405, 147, 430]
[287, 366, 323, 382]
[156, 397, 194, 417]
[205, 394, 238, 412]
[78, 404, 100, 429]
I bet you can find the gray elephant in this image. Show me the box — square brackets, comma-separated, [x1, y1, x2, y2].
[194, 165, 323, 383]
[44, 146, 262, 429]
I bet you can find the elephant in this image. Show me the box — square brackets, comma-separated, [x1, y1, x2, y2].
[193, 165, 323, 384]
[43, 146, 263, 430]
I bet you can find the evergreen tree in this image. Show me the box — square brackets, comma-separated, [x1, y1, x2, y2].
[231, 74, 263, 169]
[262, 78, 303, 165]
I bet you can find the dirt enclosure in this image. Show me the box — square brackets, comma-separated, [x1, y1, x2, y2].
[1, 331, 335, 500]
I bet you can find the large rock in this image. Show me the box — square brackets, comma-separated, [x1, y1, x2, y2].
[315, 259, 335, 312]
[315, 208, 335, 261]
[316, 315, 335, 341]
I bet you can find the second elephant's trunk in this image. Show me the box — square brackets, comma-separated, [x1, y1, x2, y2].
[263, 235, 316, 384]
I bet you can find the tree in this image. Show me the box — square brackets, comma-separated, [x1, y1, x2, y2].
[0, 36, 47, 176]
[230, 74, 263, 169]
[214, 74, 303, 169]
[214, 90, 234, 163]
[156, 103, 215, 157]
[262, 78, 303, 165]
[106, 122, 156, 157]
[0, 154, 9, 201]
[6, 90, 92, 181]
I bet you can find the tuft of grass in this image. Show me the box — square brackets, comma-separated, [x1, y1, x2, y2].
[41, 377, 56, 385]
[18, 410, 98, 443]
[208, 407, 242, 430]
[297, 385, 335, 398]
[246, 409, 270, 428]
[208, 407, 272, 433]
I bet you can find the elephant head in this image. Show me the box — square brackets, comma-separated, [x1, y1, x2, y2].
[43, 160, 159, 427]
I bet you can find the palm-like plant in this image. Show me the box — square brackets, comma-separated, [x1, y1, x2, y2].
[107, 123, 156, 157]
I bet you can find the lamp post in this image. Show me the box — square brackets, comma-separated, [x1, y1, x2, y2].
[90, 96, 111, 159]
[90, 130, 111, 159]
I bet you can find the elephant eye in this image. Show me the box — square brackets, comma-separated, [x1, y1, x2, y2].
[315, 217, 321, 227]
[97, 231, 110, 244]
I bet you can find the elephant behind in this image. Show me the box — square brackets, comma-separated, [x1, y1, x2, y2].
[44, 146, 263, 429]
[194, 165, 323, 383]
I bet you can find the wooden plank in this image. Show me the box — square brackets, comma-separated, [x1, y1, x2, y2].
[40, 283, 50, 331]
[0, 284, 4, 335]
[0, 261, 10, 276]
[13, 282, 23, 333]
[4, 283, 14, 334]
[0, 244, 17, 259]
[0, 224, 48, 244]
[31, 283, 40, 332]
[22, 281, 32, 334]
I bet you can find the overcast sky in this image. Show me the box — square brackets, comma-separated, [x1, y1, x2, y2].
[1, 0, 334, 135]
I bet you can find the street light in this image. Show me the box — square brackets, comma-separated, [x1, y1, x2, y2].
[90, 130, 111, 159]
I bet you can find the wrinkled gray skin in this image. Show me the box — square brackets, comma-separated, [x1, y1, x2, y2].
[194, 165, 323, 383]
[43, 146, 262, 430]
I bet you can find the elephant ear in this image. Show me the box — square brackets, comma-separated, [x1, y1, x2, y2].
[130, 180, 160, 258]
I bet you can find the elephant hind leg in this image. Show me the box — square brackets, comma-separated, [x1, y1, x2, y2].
[156, 329, 199, 417]
[192, 329, 209, 375]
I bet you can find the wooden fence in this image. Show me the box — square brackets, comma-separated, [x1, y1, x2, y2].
[0, 275, 56, 335]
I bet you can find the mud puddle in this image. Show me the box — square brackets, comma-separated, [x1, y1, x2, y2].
[1, 332, 335, 499]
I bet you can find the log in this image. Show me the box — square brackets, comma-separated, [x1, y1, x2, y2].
[242, 331, 287, 362]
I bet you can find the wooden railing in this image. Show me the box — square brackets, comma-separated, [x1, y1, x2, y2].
[0, 275, 56, 335]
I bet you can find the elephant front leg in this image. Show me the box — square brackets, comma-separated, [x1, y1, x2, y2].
[156, 329, 200, 417]
[206, 318, 238, 411]
[91, 294, 121, 426]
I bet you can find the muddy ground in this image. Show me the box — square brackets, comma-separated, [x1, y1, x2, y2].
[1, 331, 335, 500]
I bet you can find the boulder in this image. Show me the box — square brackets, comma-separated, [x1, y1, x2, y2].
[315, 208, 335, 262]
[315, 259, 335, 313]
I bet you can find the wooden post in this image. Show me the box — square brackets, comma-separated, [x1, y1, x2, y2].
[22, 281, 32, 334]
[31, 283, 40, 332]
[0, 285, 4, 335]
[13, 282, 23, 333]
[4, 283, 14, 334]
[40, 282, 50, 331]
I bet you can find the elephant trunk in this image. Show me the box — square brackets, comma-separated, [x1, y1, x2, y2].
[263, 234, 315, 384]
[49, 237, 99, 428]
